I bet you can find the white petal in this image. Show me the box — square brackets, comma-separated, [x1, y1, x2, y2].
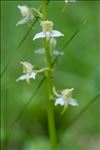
[20, 61, 33, 73]
[62, 88, 74, 97]
[29, 71, 37, 79]
[55, 97, 65, 106]
[20, 61, 33, 69]
[16, 71, 36, 82]
[66, 98, 79, 106]
[33, 32, 45, 40]
[18, 5, 29, 17]
[16, 74, 28, 81]
[51, 30, 64, 37]
[16, 16, 30, 26]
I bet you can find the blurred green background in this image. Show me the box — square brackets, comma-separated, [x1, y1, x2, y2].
[1, 1, 100, 150]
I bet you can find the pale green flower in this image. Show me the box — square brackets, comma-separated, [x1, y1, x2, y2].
[16, 5, 34, 26]
[16, 62, 37, 82]
[54, 88, 79, 107]
[16, 61, 48, 83]
[33, 20, 64, 40]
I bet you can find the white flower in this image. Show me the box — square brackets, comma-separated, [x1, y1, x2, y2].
[54, 88, 79, 107]
[16, 61, 37, 82]
[16, 5, 34, 26]
[33, 20, 64, 40]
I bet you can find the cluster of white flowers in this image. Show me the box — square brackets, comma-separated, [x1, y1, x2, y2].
[16, 17, 64, 83]
[16, 4, 78, 112]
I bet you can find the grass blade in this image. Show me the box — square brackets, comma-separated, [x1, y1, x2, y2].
[0, 18, 38, 78]
[58, 92, 100, 136]
[52, 21, 85, 66]
[11, 77, 45, 127]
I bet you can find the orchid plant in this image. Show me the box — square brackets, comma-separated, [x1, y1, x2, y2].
[16, 1, 78, 149]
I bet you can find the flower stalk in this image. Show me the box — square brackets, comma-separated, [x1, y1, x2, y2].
[41, 1, 57, 150]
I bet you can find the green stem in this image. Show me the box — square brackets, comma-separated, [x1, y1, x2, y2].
[41, 1, 57, 150]
[45, 37, 57, 150]
[41, 0, 47, 20]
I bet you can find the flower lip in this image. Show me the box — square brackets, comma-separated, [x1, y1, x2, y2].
[55, 97, 65, 106]
[16, 71, 37, 82]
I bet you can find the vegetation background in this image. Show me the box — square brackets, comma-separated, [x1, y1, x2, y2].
[1, 0, 100, 150]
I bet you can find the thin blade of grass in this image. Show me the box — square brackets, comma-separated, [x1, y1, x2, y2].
[10, 77, 45, 127]
[52, 20, 85, 66]
[0, 18, 38, 78]
[58, 92, 100, 136]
